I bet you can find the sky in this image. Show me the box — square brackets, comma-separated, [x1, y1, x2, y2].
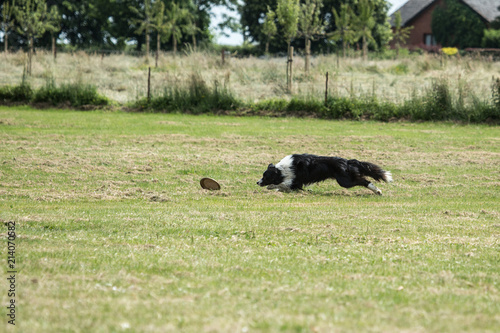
[211, 0, 409, 45]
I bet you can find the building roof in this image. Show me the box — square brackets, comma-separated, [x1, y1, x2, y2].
[463, 0, 500, 22]
[390, 0, 500, 26]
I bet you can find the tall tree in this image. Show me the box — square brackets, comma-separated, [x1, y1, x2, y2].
[276, 0, 299, 54]
[261, 6, 277, 54]
[151, 0, 169, 66]
[165, 2, 189, 55]
[130, 0, 154, 60]
[57, 0, 116, 49]
[353, 0, 376, 60]
[392, 11, 412, 57]
[183, 11, 201, 51]
[46, 5, 60, 59]
[298, 0, 324, 73]
[14, 0, 57, 75]
[239, 0, 391, 54]
[1, 0, 16, 53]
[328, 3, 356, 57]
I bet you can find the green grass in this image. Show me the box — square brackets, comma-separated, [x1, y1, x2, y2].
[1, 106, 499, 332]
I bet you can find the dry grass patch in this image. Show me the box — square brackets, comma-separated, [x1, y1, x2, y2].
[1, 51, 499, 105]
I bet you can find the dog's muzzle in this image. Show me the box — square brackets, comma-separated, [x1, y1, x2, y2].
[257, 179, 263, 186]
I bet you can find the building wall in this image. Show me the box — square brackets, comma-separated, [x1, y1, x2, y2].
[392, 0, 445, 50]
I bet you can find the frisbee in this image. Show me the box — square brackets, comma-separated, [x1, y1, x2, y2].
[200, 178, 221, 190]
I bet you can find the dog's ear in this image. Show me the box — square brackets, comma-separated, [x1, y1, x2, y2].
[268, 163, 274, 168]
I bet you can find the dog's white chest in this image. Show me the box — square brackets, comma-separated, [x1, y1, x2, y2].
[276, 155, 295, 187]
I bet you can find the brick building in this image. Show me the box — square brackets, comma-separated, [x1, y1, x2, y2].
[390, 0, 500, 50]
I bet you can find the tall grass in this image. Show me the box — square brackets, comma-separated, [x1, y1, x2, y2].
[134, 74, 499, 123]
[136, 73, 240, 114]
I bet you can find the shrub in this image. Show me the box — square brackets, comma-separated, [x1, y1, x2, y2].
[33, 80, 109, 107]
[0, 83, 33, 102]
[482, 29, 500, 48]
[140, 74, 240, 114]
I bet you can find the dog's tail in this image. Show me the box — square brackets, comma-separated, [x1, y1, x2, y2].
[348, 159, 393, 183]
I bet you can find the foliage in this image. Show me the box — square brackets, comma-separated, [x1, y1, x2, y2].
[13, 0, 58, 74]
[0, 80, 108, 107]
[0, 83, 33, 102]
[131, 76, 499, 123]
[276, 0, 300, 51]
[1, 0, 16, 52]
[392, 11, 413, 56]
[352, 0, 376, 60]
[33, 79, 109, 107]
[136, 73, 240, 114]
[298, 0, 324, 72]
[492, 78, 500, 113]
[431, 0, 486, 48]
[482, 29, 500, 48]
[164, 2, 190, 54]
[261, 6, 278, 54]
[240, 0, 391, 54]
[129, 0, 155, 56]
[329, 3, 356, 57]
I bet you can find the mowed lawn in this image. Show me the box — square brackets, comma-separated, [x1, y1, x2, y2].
[1, 106, 499, 332]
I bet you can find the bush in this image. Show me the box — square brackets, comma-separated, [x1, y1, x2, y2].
[482, 29, 500, 48]
[33, 80, 109, 107]
[0, 80, 108, 108]
[0, 84, 33, 102]
[139, 74, 240, 114]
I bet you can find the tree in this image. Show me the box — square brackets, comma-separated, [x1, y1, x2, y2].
[151, 0, 169, 67]
[276, 0, 299, 54]
[432, 0, 485, 48]
[328, 3, 356, 57]
[352, 0, 376, 60]
[130, 0, 154, 60]
[261, 6, 277, 54]
[57, 0, 118, 50]
[276, 0, 299, 92]
[14, 0, 57, 75]
[1, 0, 16, 53]
[239, 0, 391, 54]
[46, 5, 61, 59]
[298, 0, 324, 73]
[183, 12, 202, 51]
[165, 2, 189, 55]
[392, 11, 413, 57]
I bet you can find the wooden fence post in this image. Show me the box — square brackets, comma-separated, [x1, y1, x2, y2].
[147, 67, 151, 102]
[325, 72, 329, 105]
[288, 46, 294, 93]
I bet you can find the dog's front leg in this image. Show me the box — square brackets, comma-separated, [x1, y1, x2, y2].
[267, 184, 292, 193]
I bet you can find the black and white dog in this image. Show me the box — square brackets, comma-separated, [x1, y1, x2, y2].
[257, 154, 392, 195]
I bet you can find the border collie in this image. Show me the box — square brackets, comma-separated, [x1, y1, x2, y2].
[257, 154, 393, 195]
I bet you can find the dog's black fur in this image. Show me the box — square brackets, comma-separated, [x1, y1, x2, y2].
[257, 154, 392, 195]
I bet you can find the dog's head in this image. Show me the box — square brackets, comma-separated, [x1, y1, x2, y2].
[257, 163, 284, 187]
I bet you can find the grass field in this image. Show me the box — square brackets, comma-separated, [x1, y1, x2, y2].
[1, 106, 499, 332]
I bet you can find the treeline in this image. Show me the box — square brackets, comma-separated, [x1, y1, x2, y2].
[0, 0, 234, 52]
[2, 0, 499, 59]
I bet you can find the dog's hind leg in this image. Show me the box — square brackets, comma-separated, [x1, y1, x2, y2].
[367, 182, 382, 196]
[337, 174, 382, 195]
